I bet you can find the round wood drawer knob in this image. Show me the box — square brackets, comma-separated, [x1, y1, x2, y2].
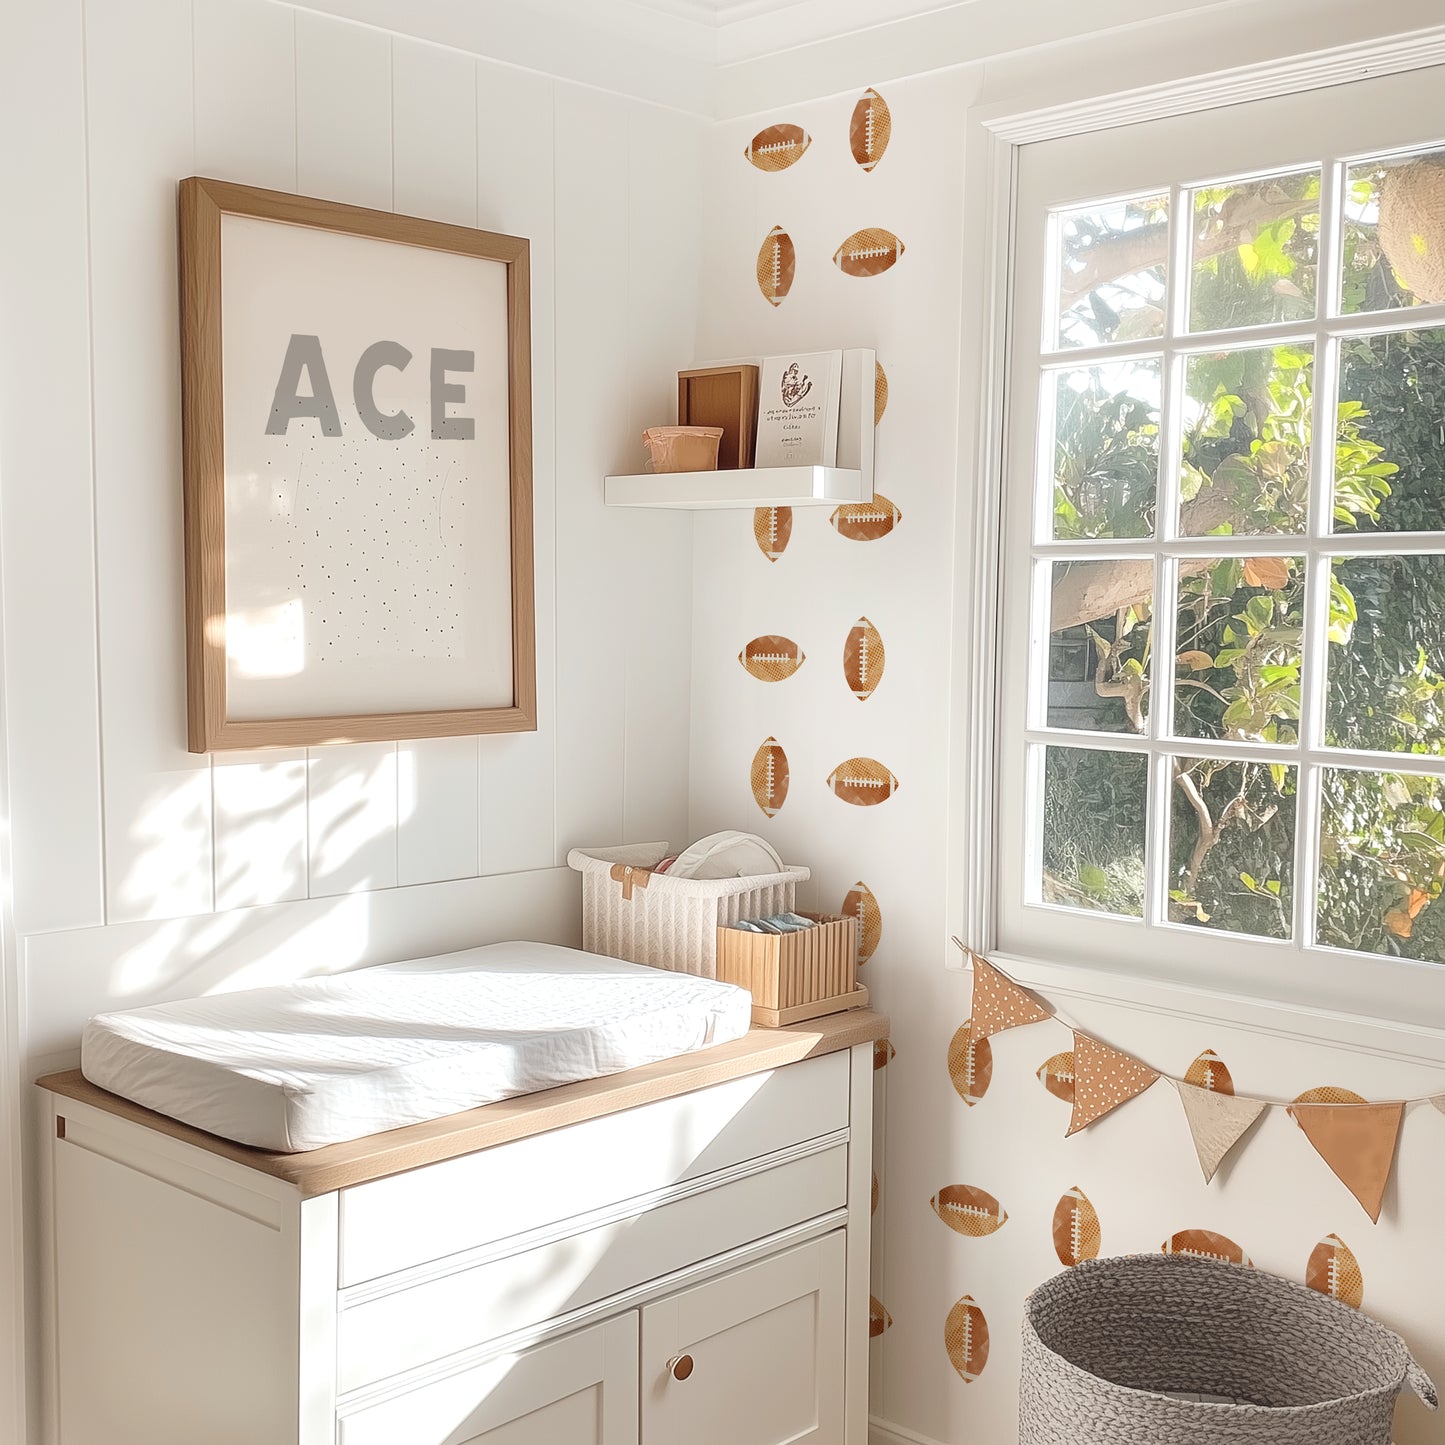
[668, 1353, 695, 1382]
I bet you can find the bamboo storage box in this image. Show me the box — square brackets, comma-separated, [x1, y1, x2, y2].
[716, 912, 869, 1027]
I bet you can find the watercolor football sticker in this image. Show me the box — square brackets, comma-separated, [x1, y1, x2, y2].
[843, 616, 885, 701]
[826, 756, 900, 806]
[739, 635, 806, 682]
[750, 736, 789, 818]
[744, 123, 811, 172]
[757, 225, 796, 306]
[1306, 1233, 1364, 1308]
[1162, 1230, 1252, 1267]
[850, 87, 892, 172]
[945, 1296, 989, 1383]
[842, 880, 883, 964]
[831, 494, 902, 540]
[1052, 1187, 1101, 1267]
[754, 505, 793, 563]
[930, 1185, 1008, 1237]
[948, 1022, 993, 1107]
[834, 227, 905, 277]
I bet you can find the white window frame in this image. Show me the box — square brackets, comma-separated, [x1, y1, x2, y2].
[948, 22, 1445, 1042]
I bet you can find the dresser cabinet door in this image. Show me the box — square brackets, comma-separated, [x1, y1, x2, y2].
[338, 1315, 638, 1445]
[640, 1232, 846, 1445]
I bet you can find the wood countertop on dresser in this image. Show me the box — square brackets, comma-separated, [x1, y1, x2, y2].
[37, 1008, 889, 1198]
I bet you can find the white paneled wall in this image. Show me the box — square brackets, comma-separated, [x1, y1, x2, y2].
[3, 11, 701, 1434]
[2, 0, 701, 1043]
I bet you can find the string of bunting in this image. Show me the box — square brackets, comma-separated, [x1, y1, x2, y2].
[957, 942, 1445, 1225]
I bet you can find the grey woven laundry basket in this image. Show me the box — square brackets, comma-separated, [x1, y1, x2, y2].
[1020, 1254, 1437, 1445]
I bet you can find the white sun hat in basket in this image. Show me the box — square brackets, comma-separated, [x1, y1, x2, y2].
[665, 831, 786, 880]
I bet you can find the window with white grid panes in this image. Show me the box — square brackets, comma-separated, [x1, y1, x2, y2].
[1019, 138, 1445, 966]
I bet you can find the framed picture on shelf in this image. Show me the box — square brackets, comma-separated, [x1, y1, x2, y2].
[677, 363, 759, 469]
[178, 177, 535, 752]
[754, 350, 843, 468]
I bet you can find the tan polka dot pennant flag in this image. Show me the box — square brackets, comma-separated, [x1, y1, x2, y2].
[1174, 1079, 1267, 1183]
[1433, 1095, 1445, 1116]
[1289, 1100, 1405, 1224]
[969, 952, 1052, 1042]
[1067, 1030, 1160, 1136]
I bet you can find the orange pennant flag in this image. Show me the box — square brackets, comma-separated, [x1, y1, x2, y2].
[1068, 1030, 1160, 1136]
[1289, 1101, 1404, 1224]
[969, 954, 1052, 1043]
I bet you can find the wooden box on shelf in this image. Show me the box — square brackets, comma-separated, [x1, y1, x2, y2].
[677, 364, 759, 470]
[716, 912, 869, 1027]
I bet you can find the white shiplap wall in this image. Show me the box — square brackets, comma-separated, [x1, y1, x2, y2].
[1, 9, 703, 1436]
[3, 0, 700, 1042]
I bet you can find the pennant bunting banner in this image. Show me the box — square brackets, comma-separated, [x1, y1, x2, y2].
[948, 947, 1445, 1223]
[1174, 1080, 1268, 1183]
[968, 952, 1052, 1043]
[1067, 1031, 1161, 1136]
[1289, 1102, 1405, 1224]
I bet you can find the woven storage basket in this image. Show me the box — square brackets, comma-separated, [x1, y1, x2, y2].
[1020, 1255, 1437, 1445]
[567, 842, 809, 979]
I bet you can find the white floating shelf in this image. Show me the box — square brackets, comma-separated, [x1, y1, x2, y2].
[604, 465, 871, 510]
[607, 345, 876, 511]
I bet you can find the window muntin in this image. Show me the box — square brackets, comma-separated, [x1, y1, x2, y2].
[1025, 143, 1445, 965]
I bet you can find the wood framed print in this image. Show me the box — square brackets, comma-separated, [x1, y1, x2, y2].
[677, 364, 759, 470]
[179, 176, 535, 752]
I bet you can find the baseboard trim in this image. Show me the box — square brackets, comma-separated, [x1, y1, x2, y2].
[869, 1416, 950, 1445]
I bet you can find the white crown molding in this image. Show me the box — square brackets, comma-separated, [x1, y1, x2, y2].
[985, 21, 1445, 143]
[284, 0, 718, 114]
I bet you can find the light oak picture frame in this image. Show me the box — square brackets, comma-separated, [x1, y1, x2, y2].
[179, 176, 535, 752]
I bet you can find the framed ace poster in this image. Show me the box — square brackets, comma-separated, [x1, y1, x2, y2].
[178, 177, 535, 752]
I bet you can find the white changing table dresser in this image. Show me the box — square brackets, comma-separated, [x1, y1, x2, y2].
[38, 1009, 887, 1445]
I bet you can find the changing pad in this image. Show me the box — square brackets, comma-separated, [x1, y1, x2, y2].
[80, 942, 753, 1152]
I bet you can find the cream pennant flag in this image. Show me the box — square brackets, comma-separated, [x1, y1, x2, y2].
[1289, 1101, 1405, 1225]
[969, 954, 1052, 1043]
[1067, 1031, 1160, 1136]
[1432, 1096, 1445, 1117]
[1174, 1080, 1268, 1183]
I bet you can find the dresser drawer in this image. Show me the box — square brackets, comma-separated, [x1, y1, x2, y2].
[338, 1050, 850, 1286]
[336, 1141, 848, 1394]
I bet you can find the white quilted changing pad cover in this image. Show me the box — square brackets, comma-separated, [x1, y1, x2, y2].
[80, 942, 753, 1152]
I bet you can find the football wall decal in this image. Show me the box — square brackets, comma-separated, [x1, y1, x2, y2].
[948, 1021, 992, 1107]
[930, 1185, 1008, 1238]
[1162, 1230, 1252, 1267]
[739, 635, 806, 682]
[1306, 1233, 1364, 1308]
[849, 86, 892, 172]
[945, 1295, 989, 1383]
[744, 123, 811, 172]
[842, 880, 882, 963]
[1293, 1086, 1367, 1106]
[757, 225, 796, 306]
[1037, 1051, 1076, 1105]
[874, 1038, 895, 1070]
[750, 736, 789, 818]
[875, 360, 889, 424]
[1184, 1049, 1235, 1096]
[831, 494, 902, 540]
[1052, 1187, 1101, 1267]
[869, 1295, 893, 1338]
[843, 616, 885, 700]
[754, 505, 793, 562]
[834, 227, 905, 277]
[827, 756, 900, 806]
